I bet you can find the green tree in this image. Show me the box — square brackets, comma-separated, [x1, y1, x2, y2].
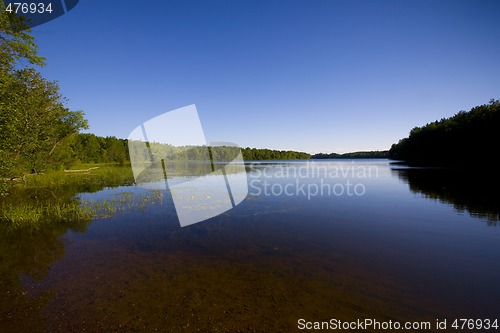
[1, 69, 87, 173]
[1, 5, 88, 180]
[0, 3, 44, 71]
[104, 136, 127, 164]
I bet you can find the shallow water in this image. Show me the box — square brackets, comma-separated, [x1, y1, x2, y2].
[1, 160, 500, 332]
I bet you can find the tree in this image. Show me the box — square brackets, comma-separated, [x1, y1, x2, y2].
[0, 3, 45, 72]
[104, 136, 127, 164]
[1, 69, 87, 173]
[1, 4, 88, 179]
[389, 99, 500, 165]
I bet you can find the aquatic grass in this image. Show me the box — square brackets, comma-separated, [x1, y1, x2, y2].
[81, 190, 164, 218]
[1, 190, 165, 230]
[0, 163, 162, 228]
[21, 163, 135, 191]
[1, 201, 95, 231]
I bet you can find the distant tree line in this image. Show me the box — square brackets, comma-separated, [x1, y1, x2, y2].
[389, 99, 500, 165]
[112, 139, 312, 164]
[312, 151, 389, 159]
[241, 148, 310, 160]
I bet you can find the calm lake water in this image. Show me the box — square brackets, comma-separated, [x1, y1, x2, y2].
[1, 160, 500, 332]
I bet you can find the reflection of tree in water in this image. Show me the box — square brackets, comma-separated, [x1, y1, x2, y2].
[0, 170, 151, 331]
[0, 181, 95, 331]
[0, 174, 166, 331]
[0, 214, 92, 332]
[393, 167, 500, 225]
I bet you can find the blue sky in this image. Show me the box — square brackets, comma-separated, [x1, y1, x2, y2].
[31, 0, 500, 154]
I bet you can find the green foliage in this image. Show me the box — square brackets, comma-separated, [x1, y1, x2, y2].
[1, 7, 88, 179]
[389, 99, 500, 165]
[68, 134, 128, 164]
[127, 141, 311, 162]
[241, 147, 311, 160]
[0, 3, 45, 71]
[0, 69, 88, 174]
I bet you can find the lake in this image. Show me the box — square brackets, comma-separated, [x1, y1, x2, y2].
[1, 159, 500, 332]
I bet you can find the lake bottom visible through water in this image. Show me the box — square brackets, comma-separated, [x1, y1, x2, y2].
[2, 160, 500, 332]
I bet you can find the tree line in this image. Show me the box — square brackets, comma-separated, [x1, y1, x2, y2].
[241, 147, 310, 160]
[389, 99, 500, 165]
[129, 140, 312, 164]
[76, 137, 311, 164]
[312, 151, 389, 159]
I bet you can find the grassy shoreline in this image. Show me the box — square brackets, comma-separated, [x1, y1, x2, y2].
[0, 163, 143, 229]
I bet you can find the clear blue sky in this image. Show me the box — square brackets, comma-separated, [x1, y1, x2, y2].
[31, 0, 500, 154]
